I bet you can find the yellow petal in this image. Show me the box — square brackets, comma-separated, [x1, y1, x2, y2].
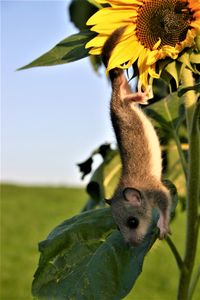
[85, 34, 109, 48]
[138, 68, 149, 91]
[161, 45, 179, 59]
[153, 38, 161, 50]
[95, 0, 142, 6]
[194, 10, 200, 17]
[137, 48, 151, 90]
[137, 48, 148, 71]
[86, 7, 137, 26]
[91, 22, 136, 34]
[107, 36, 143, 71]
[91, 22, 129, 34]
[175, 29, 195, 52]
[146, 50, 160, 65]
[148, 64, 160, 79]
[189, 0, 200, 11]
[88, 47, 102, 55]
[191, 20, 200, 33]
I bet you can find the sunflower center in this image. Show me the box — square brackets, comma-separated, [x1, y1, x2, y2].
[136, 0, 193, 50]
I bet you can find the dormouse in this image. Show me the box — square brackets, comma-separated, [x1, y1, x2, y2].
[102, 27, 172, 246]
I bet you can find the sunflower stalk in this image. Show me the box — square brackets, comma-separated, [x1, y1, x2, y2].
[173, 126, 188, 179]
[177, 69, 200, 300]
[165, 236, 183, 270]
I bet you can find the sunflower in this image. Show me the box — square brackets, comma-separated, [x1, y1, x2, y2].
[85, 0, 200, 95]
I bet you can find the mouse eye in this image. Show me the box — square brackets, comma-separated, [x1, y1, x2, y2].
[127, 217, 139, 229]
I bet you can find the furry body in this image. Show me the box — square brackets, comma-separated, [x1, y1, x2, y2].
[102, 28, 171, 246]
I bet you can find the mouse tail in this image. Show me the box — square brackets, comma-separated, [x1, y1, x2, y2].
[101, 26, 126, 82]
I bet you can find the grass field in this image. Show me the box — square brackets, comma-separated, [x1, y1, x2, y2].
[1, 184, 199, 300]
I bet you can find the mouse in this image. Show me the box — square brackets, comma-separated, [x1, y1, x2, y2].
[101, 27, 172, 246]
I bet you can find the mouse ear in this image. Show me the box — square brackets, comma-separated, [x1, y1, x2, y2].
[123, 187, 142, 206]
[105, 198, 112, 206]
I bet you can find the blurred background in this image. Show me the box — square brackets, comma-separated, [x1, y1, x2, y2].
[1, 1, 199, 300]
[1, 0, 114, 187]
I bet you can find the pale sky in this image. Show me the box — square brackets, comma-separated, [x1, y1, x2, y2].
[1, 0, 115, 186]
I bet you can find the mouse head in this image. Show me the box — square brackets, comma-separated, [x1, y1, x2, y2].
[106, 187, 152, 246]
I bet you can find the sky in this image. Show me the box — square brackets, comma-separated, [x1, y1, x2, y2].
[1, 0, 115, 186]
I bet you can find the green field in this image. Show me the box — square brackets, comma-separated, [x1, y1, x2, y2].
[1, 184, 199, 300]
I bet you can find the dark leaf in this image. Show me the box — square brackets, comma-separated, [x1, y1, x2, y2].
[177, 82, 200, 97]
[77, 143, 114, 180]
[32, 208, 156, 300]
[18, 30, 96, 70]
[89, 55, 102, 72]
[99, 143, 112, 158]
[86, 181, 102, 202]
[77, 157, 93, 180]
[145, 92, 185, 133]
[69, 0, 98, 30]
[153, 78, 169, 100]
[32, 181, 178, 300]
[85, 150, 121, 209]
[81, 197, 98, 212]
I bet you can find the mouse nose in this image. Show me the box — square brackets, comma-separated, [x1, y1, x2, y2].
[125, 238, 140, 247]
[128, 235, 143, 247]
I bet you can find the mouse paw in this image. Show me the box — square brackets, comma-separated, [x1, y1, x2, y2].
[123, 92, 149, 105]
[123, 86, 152, 105]
[157, 216, 171, 239]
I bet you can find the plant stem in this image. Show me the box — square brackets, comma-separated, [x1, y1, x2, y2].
[188, 264, 200, 300]
[177, 69, 200, 300]
[181, 69, 197, 131]
[174, 132, 188, 179]
[165, 236, 183, 270]
[163, 100, 187, 179]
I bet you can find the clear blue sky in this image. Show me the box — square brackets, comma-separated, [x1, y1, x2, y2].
[1, 0, 115, 186]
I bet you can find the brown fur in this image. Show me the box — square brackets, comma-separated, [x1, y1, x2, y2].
[102, 27, 172, 245]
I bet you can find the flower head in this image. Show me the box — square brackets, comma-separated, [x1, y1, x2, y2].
[86, 0, 200, 94]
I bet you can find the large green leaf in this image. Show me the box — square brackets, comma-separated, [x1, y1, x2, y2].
[145, 92, 185, 133]
[32, 183, 178, 300]
[18, 30, 96, 70]
[32, 208, 158, 300]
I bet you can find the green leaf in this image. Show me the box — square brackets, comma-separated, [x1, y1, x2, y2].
[178, 52, 196, 73]
[69, 0, 98, 31]
[165, 61, 182, 88]
[78, 144, 121, 211]
[83, 150, 121, 210]
[190, 52, 200, 64]
[32, 187, 178, 300]
[153, 78, 169, 100]
[32, 208, 157, 300]
[86, 150, 121, 203]
[89, 55, 102, 73]
[145, 93, 188, 178]
[177, 82, 200, 97]
[18, 30, 96, 70]
[145, 92, 185, 133]
[68, 1, 102, 72]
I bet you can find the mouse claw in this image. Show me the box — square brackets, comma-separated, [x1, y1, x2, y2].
[123, 91, 149, 105]
[157, 215, 171, 239]
[159, 227, 171, 239]
[137, 85, 153, 104]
